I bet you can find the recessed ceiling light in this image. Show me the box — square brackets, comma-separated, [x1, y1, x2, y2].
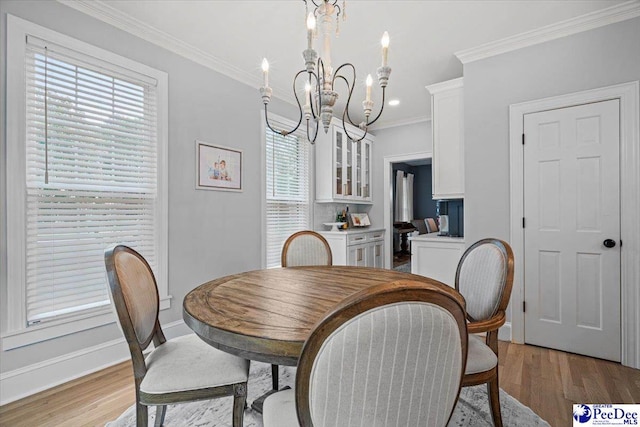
[389, 99, 400, 106]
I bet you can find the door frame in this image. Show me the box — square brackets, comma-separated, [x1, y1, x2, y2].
[509, 81, 640, 368]
[383, 151, 432, 269]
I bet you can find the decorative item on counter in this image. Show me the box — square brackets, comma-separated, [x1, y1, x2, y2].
[350, 213, 371, 227]
[342, 207, 348, 229]
[324, 222, 346, 232]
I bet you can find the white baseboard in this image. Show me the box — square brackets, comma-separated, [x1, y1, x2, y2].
[498, 321, 512, 342]
[0, 319, 189, 405]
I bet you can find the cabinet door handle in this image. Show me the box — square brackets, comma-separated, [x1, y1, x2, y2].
[373, 234, 382, 239]
[354, 237, 364, 241]
[357, 248, 363, 262]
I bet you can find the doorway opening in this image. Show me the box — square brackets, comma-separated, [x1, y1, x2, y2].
[382, 152, 432, 270]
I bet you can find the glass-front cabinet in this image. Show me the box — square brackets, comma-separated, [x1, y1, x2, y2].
[316, 122, 373, 203]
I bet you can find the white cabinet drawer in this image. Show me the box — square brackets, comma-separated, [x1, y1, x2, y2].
[368, 231, 384, 241]
[347, 234, 367, 245]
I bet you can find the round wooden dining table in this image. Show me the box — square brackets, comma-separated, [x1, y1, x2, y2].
[183, 266, 465, 367]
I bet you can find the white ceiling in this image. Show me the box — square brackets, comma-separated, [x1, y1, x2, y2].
[93, 0, 625, 128]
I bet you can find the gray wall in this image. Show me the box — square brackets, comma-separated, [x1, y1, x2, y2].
[412, 164, 436, 220]
[391, 163, 435, 221]
[0, 1, 296, 372]
[369, 120, 433, 228]
[464, 17, 640, 246]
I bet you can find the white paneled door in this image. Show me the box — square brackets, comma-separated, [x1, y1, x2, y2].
[523, 99, 621, 362]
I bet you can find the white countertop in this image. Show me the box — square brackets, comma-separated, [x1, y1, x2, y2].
[318, 227, 385, 235]
[410, 233, 465, 243]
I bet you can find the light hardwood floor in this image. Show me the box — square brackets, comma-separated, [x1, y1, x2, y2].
[1, 342, 638, 427]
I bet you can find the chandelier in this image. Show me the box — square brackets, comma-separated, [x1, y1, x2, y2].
[259, 0, 391, 143]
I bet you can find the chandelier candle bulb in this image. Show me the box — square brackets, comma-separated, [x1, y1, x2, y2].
[365, 74, 372, 102]
[381, 31, 390, 67]
[261, 58, 269, 87]
[306, 13, 316, 49]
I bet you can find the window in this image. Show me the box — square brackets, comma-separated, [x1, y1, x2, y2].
[4, 16, 168, 348]
[264, 117, 311, 268]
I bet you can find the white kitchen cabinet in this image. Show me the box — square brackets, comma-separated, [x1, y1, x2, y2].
[347, 244, 368, 267]
[426, 77, 464, 199]
[316, 122, 373, 203]
[410, 234, 465, 287]
[319, 228, 385, 267]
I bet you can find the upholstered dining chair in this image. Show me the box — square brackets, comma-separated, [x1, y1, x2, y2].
[262, 280, 468, 427]
[455, 238, 514, 427]
[266, 230, 334, 394]
[104, 245, 249, 427]
[281, 230, 333, 267]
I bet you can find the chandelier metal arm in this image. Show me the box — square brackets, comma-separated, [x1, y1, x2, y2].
[332, 63, 360, 127]
[305, 0, 339, 8]
[341, 106, 369, 142]
[306, 114, 320, 143]
[307, 70, 321, 120]
[317, 57, 327, 85]
[264, 70, 307, 136]
[333, 74, 358, 129]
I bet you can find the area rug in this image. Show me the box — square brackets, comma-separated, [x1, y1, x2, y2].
[393, 262, 412, 273]
[106, 362, 550, 427]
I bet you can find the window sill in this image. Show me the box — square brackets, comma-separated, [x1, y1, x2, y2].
[1, 295, 172, 351]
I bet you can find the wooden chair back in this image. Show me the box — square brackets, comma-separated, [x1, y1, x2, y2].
[104, 245, 166, 378]
[281, 230, 332, 267]
[455, 238, 514, 323]
[295, 280, 468, 427]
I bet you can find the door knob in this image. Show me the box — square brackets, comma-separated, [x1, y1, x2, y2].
[603, 239, 616, 248]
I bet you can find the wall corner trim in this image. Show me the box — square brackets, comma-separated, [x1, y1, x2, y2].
[455, 0, 640, 64]
[0, 320, 190, 405]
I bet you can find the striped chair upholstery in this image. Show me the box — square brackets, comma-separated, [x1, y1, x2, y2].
[455, 238, 514, 427]
[281, 231, 332, 267]
[457, 242, 508, 321]
[263, 280, 468, 427]
[271, 231, 333, 393]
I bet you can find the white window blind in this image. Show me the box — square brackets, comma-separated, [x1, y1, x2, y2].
[24, 36, 159, 325]
[265, 126, 311, 268]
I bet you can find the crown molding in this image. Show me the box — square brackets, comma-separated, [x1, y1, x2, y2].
[425, 77, 463, 95]
[371, 116, 431, 131]
[56, 0, 290, 98]
[455, 0, 640, 64]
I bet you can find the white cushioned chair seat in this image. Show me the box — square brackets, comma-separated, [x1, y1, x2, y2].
[465, 334, 498, 375]
[263, 388, 298, 427]
[140, 334, 249, 395]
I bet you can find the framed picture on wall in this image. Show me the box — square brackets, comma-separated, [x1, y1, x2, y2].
[196, 140, 243, 192]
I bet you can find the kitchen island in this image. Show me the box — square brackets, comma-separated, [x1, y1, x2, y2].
[410, 234, 465, 287]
